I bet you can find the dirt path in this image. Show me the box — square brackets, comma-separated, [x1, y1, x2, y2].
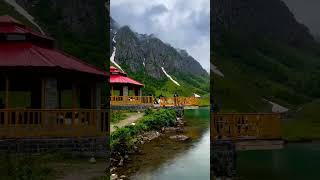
[111, 113, 144, 133]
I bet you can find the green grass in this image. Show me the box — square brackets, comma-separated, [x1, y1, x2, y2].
[283, 100, 320, 141]
[111, 110, 138, 124]
[121, 65, 209, 98]
[110, 109, 176, 153]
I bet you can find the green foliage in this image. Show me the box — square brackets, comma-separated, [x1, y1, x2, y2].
[110, 110, 129, 123]
[111, 109, 176, 153]
[0, 154, 54, 180]
[283, 100, 320, 141]
[144, 107, 153, 116]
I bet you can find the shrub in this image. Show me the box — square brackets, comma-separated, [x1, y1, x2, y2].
[111, 109, 176, 152]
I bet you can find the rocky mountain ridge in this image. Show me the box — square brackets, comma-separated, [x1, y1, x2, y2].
[111, 18, 208, 79]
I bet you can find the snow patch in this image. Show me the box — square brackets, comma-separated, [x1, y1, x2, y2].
[110, 46, 124, 72]
[112, 35, 116, 43]
[193, 93, 201, 98]
[263, 99, 289, 113]
[143, 58, 145, 67]
[4, 0, 45, 35]
[161, 67, 180, 86]
[210, 63, 224, 77]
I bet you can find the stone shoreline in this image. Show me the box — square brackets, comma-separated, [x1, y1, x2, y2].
[110, 117, 187, 180]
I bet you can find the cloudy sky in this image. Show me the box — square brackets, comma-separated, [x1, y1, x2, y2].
[282, 0, 320, 36]
[111, 0, 210, 72]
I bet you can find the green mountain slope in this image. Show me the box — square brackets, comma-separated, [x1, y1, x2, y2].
[212, 32, 320, 112]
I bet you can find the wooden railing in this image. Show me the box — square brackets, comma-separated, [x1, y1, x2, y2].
[160, 97, 199, 107]
[0, 109, 109, 138]
[211, 113, 281, 141]
[110, 96, 153, 106]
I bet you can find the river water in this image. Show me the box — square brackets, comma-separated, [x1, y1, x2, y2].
[237, 142, 320, 180]
[119, 107, 210, 180]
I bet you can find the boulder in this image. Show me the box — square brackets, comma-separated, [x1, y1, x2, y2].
[169, 135, 190, 141]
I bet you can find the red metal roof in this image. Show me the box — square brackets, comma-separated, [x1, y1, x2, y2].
[0, 15, 53, 40]
[0, 42, 107, 76]
[0, 15, 106, 76]
[110, 66, 144, 86]
[110, 65, 124, 73]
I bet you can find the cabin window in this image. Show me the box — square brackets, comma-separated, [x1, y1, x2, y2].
[6, 34, 26, 41]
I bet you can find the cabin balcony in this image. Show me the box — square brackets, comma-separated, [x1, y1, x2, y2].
[211, 113, 282, 141]
[159, 97, 200, 107]
[0, 109, 108, 138]
[110, 96, 199, 107]
[110, 96, 153, 106]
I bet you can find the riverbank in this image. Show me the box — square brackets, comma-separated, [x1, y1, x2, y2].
[113, 108, 210, 180]
[110, 109, 186, 179]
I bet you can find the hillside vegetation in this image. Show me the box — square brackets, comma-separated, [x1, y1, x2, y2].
[212, 31, 320, 112]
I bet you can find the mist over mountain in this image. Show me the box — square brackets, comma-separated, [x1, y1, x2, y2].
[282, 0, 320, 37]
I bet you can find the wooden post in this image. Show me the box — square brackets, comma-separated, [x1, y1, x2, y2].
[72, 83, 77, 126]
[4, 76, 9, 126]
[5, 76, 9, 108]
[111, 86, 114, 96]
[41, 79, 45, 126]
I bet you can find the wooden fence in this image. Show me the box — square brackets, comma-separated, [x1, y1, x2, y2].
[211, 113, 281, 141]
[110, 96, 153, 106]
[160, 97, 199, 107]
[0, 109, 109, 138]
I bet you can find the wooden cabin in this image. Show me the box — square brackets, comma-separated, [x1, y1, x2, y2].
[110, 66, 153, 106]
[0, 15, 108, 139]
[110, 66, 143, 96]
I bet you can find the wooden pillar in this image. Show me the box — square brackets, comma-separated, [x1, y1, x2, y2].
[41, 79, 45, 109]
[123, 86, 128, 96]
[90, 84, 96, 109]
[71, 82, 78, 126]
[5, 76, 9, 108]
[4, 76, 9, 126]
[111, 86, 113, 96]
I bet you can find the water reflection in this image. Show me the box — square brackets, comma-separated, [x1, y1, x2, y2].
[129, 108, 210, 180]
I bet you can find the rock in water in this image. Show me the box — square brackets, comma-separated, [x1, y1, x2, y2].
[169, 135, 190, 141]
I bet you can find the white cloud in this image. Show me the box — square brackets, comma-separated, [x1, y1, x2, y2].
[111, 0, 210, 71]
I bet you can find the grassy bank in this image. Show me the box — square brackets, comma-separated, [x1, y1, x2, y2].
[111, 110, 137, 124]
[283, 100, 320, 141]
[111, 109, 176, 152]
